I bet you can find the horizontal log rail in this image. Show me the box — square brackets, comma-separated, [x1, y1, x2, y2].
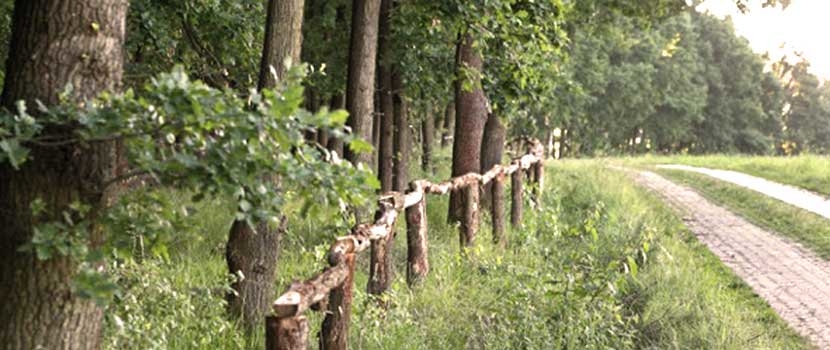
[266, 138, 545, 350]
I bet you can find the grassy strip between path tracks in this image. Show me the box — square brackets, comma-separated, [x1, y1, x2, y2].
[100, 158, 809, 349]
[657, 168, 830, 260]
[624, 154, 830, 196]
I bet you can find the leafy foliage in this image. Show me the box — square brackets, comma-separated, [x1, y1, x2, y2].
[0, 65, 377, 300]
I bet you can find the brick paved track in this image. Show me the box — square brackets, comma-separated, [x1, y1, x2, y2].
[635, 170, 830, 349]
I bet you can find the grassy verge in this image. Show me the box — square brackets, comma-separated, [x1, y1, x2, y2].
[656, 168, 830, 260]
[622, 154, 830, 195]
[101, 159, 809, 349]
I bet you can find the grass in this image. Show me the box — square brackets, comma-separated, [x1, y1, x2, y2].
[655, 168, 830, 260]
[622, 154, 830, 195]
[101, 157, 809, 349]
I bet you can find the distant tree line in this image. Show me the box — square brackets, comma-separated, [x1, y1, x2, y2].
[552, 8, 830, 156]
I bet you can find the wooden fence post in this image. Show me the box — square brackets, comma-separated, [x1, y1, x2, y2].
[511, 168, 523, 228]
[460, 183, 479, 249]
[491, 173, 506, 247]
[368, 198, 397, 295]
[320, 253, 356, 350]
[265, 315, 309, 350]
[406, 182, 429, 286]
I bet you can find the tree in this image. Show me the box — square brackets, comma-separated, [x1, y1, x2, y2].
[344, 0, 381, 166]
[448, 33, 488, 225]
[225, 0, 305, 330]
[376, 0, 395, 192]
[0, 0, 129, 348]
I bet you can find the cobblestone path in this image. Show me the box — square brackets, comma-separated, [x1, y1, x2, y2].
[635, 170, 830, 349]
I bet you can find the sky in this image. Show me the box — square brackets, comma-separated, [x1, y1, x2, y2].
[697, 0, 830, 80]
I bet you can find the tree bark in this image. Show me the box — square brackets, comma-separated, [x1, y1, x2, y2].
[480, 113, 505, 210]
[343, 0, 381, 166]
[265, 315, 309, 350]
[226, 219, 287, 329]
[258, 0, 305, 89]
[448, 33, 488, 223]
[460, 183, 480, 249]
[367, 208, 395, 295]
[376, 0, 394, 192]
[441, 102, 455, 148]
[421, 104, 435, 174]
[0, 0, 128, 348]
[225, 0, 305, 331]
[511, 169, 523, 228]
[392, 70, 409, 192]
[320, 253, 356, 350]
[406, 184, 429, 285]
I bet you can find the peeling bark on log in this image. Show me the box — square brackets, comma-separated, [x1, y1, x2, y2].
[460, 184, 479, 249]
[406, 183, 429, 285]
[272, 262, 350, 318]
[266, 315, 309, 350]
[368, 197, 398, 295]
[511, 169, 523, 228]
[320, 253, 356, 350]
[491, 175, 506, 247]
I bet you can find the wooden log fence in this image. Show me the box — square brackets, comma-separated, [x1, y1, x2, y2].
[267, 138, 545, 350]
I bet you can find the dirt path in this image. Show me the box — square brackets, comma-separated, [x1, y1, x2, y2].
[657, 164, 830, 219]
[634, 170, 830, 349]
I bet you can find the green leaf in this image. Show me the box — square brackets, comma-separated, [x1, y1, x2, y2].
[0, 139, 30, 169]
[348, 139, 374, 155]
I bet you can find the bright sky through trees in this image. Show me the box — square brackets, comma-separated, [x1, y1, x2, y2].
[698, 0, 830, 80]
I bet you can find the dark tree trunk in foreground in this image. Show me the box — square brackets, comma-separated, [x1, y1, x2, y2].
[441, 102, 455, 148]
[343, 0, 381, 166]
[226, 0, 304, 330]
[448, 34, 488, 223]
[376, 0, 394, 192]
[0, 1, 128, 348]
[422, 104, 435, 173]
[392, 71, 409, 192]
[226, 219, 287, 328]
[480, 113, 505, 209]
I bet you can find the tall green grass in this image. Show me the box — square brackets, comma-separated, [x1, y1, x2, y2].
[102, 159, 808, 349]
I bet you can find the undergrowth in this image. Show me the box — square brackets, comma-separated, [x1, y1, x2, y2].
[101, 159, 808, 349]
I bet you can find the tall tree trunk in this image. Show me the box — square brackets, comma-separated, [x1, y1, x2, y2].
[258, 0, 304, 90]
[226, 0, 304, 330]
[343, 0, 381, 166]
[480, 113, 505, 209]
[376, 0, 394, 192]
[422, 104, 435, 173]
[392, 70, 409, 192]
[0, 1, 128, 348]
[441, 102, 455, 148]
[448, 33, 488, 223]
